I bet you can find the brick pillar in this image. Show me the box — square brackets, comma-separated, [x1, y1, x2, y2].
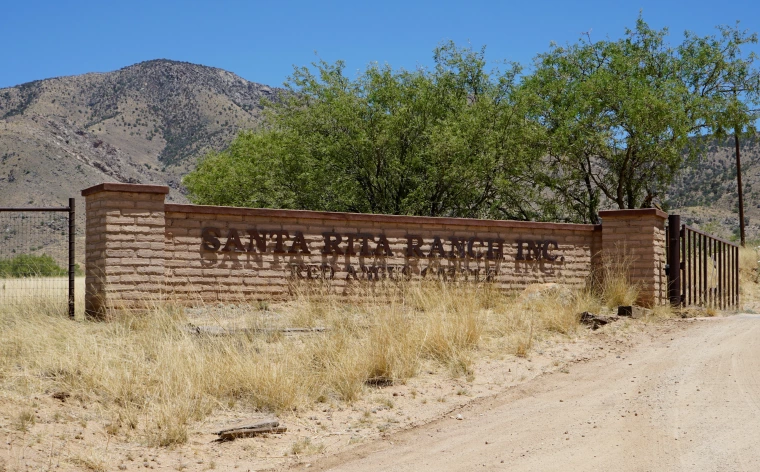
[598, 209, 668, 307]
[81, 183, 169, 318]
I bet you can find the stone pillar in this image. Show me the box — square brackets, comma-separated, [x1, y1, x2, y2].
[81, 183, 169, 318]
[598, 209, 668, 307]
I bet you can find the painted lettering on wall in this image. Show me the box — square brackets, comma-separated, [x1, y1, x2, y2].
[200, 227, 562, 263]
[515, 239, 563, 261]
[287, 262, 500, 282]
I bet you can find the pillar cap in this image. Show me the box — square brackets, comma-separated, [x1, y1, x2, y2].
[599, 208, 667, 219]
[82, 182, 170, 197]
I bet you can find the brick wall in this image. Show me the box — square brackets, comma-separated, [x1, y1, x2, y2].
[82, 183, 668, 316]
[163, 204, 603, 303]
[598, 209, 668, 307]
[82, 183, 168, 318]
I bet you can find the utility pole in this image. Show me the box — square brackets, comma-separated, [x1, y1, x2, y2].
[734, 126, 746, 247]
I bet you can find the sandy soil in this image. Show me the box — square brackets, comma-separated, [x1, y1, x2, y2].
[2, 314, 754, 471]
[303, 314, 760, 472]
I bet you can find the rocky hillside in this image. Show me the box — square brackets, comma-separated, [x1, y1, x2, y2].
[0, 59, 278, 207]
[667, 136, 760, 242]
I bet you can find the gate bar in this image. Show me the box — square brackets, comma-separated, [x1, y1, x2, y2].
[719, 241, 724, 309]
[688, 230, 692, 305]
[704, 234, 708, 307]
[723, 241, 728, 309]
[728, 244, 732, 308]
[668, 214, 681, 306]
[713, 238, 718, 308]
[68, 198, 75, 319]
[0, 207, 71, 212]
[735, 246, 740, 309]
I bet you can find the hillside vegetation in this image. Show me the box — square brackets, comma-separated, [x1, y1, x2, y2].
[0, 59, 276, 207]
[667, 136, 760, 241]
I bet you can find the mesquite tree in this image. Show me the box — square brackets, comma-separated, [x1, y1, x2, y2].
[522, 18, 760, 223]
[184, 43, 546, 220]
[186, 19, 760, 226]
[678, 24, 760, 246]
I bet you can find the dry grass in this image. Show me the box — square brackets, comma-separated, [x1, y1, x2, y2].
[649, 303, 676, 320]
[68, 454, 107, 472]
[593, 252, 640, 309]
[0, 276, 85, 309]
[13, 409, 35, 432]
[0, 273, 640, 448]
[739, 246, 760, 308]
[489, 285, 601, 357]
[739, 246, 758, 279]
[290, 437, 326, 456]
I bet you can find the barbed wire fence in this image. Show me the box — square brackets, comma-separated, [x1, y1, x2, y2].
[0, 199, 75, 318]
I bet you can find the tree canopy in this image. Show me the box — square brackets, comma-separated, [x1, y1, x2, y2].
[184, 18, 760, 223]
[523, 18, 760, 222]
[184, 43, 550, 219]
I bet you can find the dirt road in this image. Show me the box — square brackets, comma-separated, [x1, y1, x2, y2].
[302, 315, 760, 471]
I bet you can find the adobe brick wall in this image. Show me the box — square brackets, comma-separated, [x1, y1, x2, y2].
[598, 209, 668, 307]
[82, 183, 168, 318]
[162, 204, 602, 303]
[82, 183, 668, 316]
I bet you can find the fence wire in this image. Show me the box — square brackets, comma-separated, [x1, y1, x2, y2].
[0, 210, 71, 308]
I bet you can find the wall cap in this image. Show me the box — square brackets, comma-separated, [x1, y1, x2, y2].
[164, 203, 602, 232]
[598, 208, 667, 220]
[82, 183, 170, 197]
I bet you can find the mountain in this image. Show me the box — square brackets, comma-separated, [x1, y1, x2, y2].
[0, 59, 278, 207]
[667, 136, 760, 242]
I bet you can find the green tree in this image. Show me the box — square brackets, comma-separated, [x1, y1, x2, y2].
[523, 18, 701, 223]
[185, 43, 545, 219]
[678, 24, 760, 245]
[187, 20, 760, 226]
[522, 17, 760, 223]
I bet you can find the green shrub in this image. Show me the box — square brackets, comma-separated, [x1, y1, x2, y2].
[0, 254, 67, 277]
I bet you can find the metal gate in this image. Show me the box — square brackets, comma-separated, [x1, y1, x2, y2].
[0, 198, 75, 318]
[667, 214, 739, 309]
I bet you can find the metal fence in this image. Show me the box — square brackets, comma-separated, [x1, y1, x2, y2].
[0, 199, 75, 318]
[667, 214, 739, 310]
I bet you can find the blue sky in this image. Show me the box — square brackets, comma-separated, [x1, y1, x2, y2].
[2, 0, 760, 89]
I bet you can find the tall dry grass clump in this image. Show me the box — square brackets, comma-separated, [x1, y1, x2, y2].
[289, 281, 485, 393]
[593, 251, 640, 309]
[739, 246, 759, 282]
[0, 299, 307, 447]
[405, 282, 484, 374]
[739, 246, 760, 307]
[0, 274, 629, 447]
[489, 284, 601, 356]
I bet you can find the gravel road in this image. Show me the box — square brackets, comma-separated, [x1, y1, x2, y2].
[303, 315, 760, 471]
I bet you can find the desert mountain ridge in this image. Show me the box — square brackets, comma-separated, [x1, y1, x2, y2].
[666, 135, 760, 242]
[0, 59, 278, 207]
